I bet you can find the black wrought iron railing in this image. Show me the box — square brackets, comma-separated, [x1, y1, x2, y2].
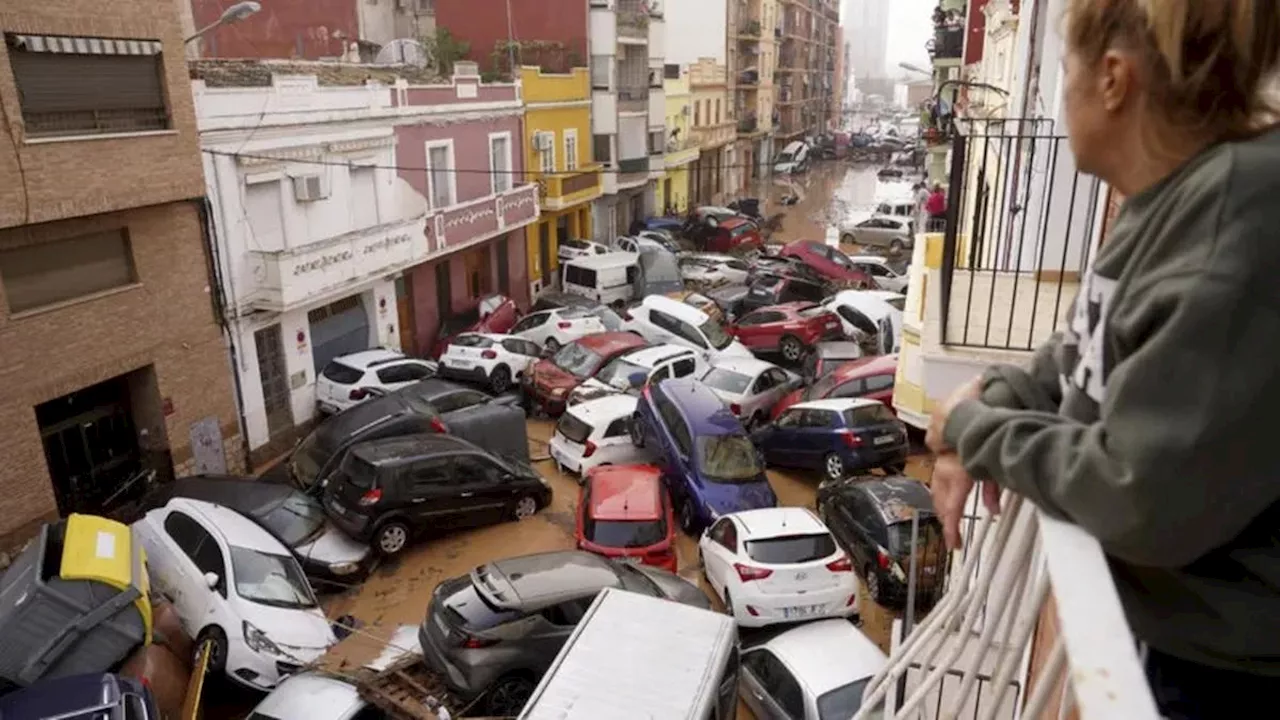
[939, 118, 1103, 351]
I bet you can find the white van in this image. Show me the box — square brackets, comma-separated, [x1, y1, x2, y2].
[824, 289, 905, 354]
[518, 588, 740, 720]
[561, 252, 641, 307]
[773, 141, 811, 174]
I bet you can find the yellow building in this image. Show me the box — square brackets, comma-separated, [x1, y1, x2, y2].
[688, 58, 736, 205]
[521, 66, 605, 293]
[658, 68, 700, 215]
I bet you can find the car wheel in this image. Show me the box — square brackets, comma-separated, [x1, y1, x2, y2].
[195, 626, 228, 675]
[485, 675, 536, 716]
[890, 238, 906, 255]
[779, 335, 804, 363]
[679, 499, 698, 535]
[489, 365, 512, 394]
[544, 337, 561, 353]
[629, 415, 646, 448]
[865, 565, 884, 604]
[824, 453, 845, 481]
[374, 521, 411, 557]
[841, 233, 855, 245]
[510, 494, 539, 521]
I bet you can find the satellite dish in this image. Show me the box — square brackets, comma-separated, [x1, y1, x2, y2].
[374, 39, 434, 71]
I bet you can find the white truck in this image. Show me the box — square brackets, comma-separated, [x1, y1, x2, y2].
[517, 588, 740, 720]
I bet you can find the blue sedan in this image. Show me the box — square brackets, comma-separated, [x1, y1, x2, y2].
[752, 398, 909, 481]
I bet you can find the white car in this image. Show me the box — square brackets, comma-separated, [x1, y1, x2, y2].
[508, 306, 608, 352]
[678, 253, 752, 287]
[315, 349, 437, 414]
[621, 295, 753, 361]
[699, 507, 858, 628]
[612, 235, 669, 254]
[567, 343, 706, 406]
[133, 498, 337, 691]
[824, 290, 904, 354]
[698, 357, 801, 429]
[849, 255, 908, 293]
[557, 238, 611, 263]
[739, 619, 887, 719]
[839, 214, 915, 254]
[548, 394, 655, 478]
[436, 333, 542, 393]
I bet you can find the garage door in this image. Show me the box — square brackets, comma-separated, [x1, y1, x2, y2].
[308, 295, 370, 374]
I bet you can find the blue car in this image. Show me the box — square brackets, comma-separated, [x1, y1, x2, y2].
[752, 398, 909, 481]
[630, 378, 778, 532]
[0, 673, 160, 720]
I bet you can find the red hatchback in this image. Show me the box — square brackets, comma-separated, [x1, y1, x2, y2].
[706, 217, 764, 254]
[772, 353, 899, 419]
[729, 302, 845, 364]
[779, 240, 874, 289]
[522, 332, 648, 415]
[575, 464, 678, 572]
[430, 294, 521, 358]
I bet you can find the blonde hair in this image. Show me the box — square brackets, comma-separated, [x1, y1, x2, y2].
[1064, 0, 1280, 140]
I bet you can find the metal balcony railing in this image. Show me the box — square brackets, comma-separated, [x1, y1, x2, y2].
[932, 25, 964, 60]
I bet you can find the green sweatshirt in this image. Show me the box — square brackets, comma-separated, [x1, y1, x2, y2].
[943, 127, 1280, 675]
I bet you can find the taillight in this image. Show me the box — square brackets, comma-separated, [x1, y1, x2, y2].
[349, 388, 368, 401]
[430, 417, 449, 434]
[359, 488, 382, 506]
[826, 555, 853, 572]
[734, 563, 773, 582]
[558, 321, 572, 329]
[839, 430, 862, 447]
[729, 403, 741, 415]
[481, 349, 498, 359]
[583, 440, 597, 458]
[460, 635, 497, 649]
[877, 549, 891, 569]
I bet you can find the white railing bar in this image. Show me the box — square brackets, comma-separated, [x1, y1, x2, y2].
[1036, 512, 1160, 719]
[977, 567, 1052, 720]
[1022, 637, 1067, 720]
[1058, 681, 1077, 720]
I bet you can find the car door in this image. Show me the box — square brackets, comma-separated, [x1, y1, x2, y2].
[500, 338, 542, 376]
[863, 373, 895, 405]
[853, 219, 883, 246]
[645, 308, 682, 345]
[837, 491, 879, 569]
[759, 408, 804, 465]
[449, 453, 518, 525]
[740, 649, 807, 720]
[745, 368, 780, 417]
[733, 310, 783, 351]
[401, 457, 464, 530]
[799, 408, 841, 467]
[375, 361, 434, 392]
[510, 311, 552, 345]
[701, 517, 738, 596]
[159, 511, 224, 636]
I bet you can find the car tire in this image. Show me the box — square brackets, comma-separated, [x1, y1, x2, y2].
[824, 453, 846, 482]
[890, 238, 906, 255]
[779, 335, 804, 363]
[489, 365, 512, 394]
[841, 233, 856, 245]
[544, 337, 561, 353]
[195, 626, 228, 675]
[510, 494, 539, 521]
[865, 564, 884, 605]
[373, 520, 411, 557]
[485, 674, 536, 716]
[629, 415, 646, 448]
[679, 499, 698, 535]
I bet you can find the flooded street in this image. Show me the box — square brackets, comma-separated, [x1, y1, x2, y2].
[754, 160, 885, 245]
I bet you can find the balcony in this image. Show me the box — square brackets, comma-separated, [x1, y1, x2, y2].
[737, 115, 760, 136]
[617, 0, 649, 41]
[690, 122, 735, 149]
[536, 166, 604, 211]
[738, 69, 759, 87]
[664, 137, 699, 168]
[931, 26, 965, 61]
[736, 20, 761, 38]
[616, 157, 650, 188]
[618, 84, 648, 114]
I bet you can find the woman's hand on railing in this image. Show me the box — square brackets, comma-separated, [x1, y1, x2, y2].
[928, 377, 1000, 549]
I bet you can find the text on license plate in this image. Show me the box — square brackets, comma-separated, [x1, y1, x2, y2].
[874, 435, 895, 446]
[782, 605, 823, 619]
[446, 358, 471, 368]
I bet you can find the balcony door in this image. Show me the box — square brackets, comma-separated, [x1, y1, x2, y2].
[463, 245, 492, 300]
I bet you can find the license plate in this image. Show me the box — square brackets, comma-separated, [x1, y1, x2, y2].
[782, 605, 822, 619]
[874, 435, 895, 446]
[446, 358, 471, 368]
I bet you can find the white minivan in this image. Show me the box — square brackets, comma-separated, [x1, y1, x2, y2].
[774, 141, 811, 174]
[561, 252, 641, 307]
[518, 588, 740, 720]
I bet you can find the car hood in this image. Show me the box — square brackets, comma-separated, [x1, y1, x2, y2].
[238, 602, 338, 651]
[706, 387, 746, 406]
[530, 360, 579, 390]
[632, 566, 713, 609]
[716, 339, 754, 358]
[699, 476, 777, 516]
[294, 523, 371, 567]
[772, 388, 804, 418]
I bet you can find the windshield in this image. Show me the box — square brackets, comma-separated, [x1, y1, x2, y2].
[639, 251, 683, 293]
[807, 371, 844, 400]
[589, 306, 624, 331]
[701, 367, 752, 394]
[553, 342, 607, 379]
[585, 516, 668, 548]
[696, 435, 763, 482]
[884, 296, 906, 311]
[613, 561, 664, 596]
[555, 412, 593, 444]
[259, 494, 326, 546]
[845, 404, 897, 426]
[594, 355, 649, 388]
[230, 546, 317, 609]
[699, 318, 735, 350]
[817, 678, 883, 720]
[776, 151, 795, 163]
[292, 429, 329, 485]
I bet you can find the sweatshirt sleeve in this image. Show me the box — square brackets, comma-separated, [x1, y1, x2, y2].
[942, 260, 1280, 569]
[976, 331, 1065, 413]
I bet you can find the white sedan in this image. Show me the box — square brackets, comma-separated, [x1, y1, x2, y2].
[436, 333, 543, 393]
[849, 255, 908, 293]
[678, 253, 752, 287]
[699, 507, 858, 628]
[698, 357, 801, 429]
[508, 306, 608, 352]
[133, 498, 337, 691]
[315, 349, 437, 414]
[558, 238, 612, 263]
[739, 619, 887, 719]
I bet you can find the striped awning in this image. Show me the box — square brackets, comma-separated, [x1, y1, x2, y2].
[8, 34, 162, 56]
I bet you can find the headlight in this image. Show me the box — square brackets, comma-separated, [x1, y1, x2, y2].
[243, 621, 282, 655]
[329, 562, 360, 576]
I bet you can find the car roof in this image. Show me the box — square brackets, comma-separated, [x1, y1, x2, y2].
[253, 673, 364, 718]
[578, 331, 648, 354]
[479, 551, 622, 609]
[791, 397, 882, 412]
[587, 466, 664, 521]
[720, 217, 753, 229]
[641, 295, 711, 324]
[566, 393, 638, 423]
[330, 348, 404, 369]
[709, 356, 775, 377]
[348, 433, 477, 466]
[732, 507, 825, 539]
[169, 497, 289, 554]
[833, 354, 899, 379]
[849, 477, 936, 524]
[0, 674, 132, 719]
[159, 475, 292, 514]
[618, 343, 695, 368]
[762, 619, 887, 696]
[461, 332, 526, 343]
[815, 341, 863, 357]
[654, 379, 742, 435]
[565, 252, 639, 269]
[848, 255, 890, 264]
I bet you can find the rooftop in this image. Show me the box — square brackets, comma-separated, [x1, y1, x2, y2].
[189, 59, 444, 88]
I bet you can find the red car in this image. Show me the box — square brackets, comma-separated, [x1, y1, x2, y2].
[772, 353, 899, 419]
[575, 464, 678, 573]
[522, 332, 648, 415]
[779, 240, 874, 289]
[706, 217, 764, 254]
[430, 294, 520, 358]
[729, 302, 844, 363]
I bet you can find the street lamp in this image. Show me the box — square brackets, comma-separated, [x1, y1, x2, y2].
[185, 1, 262, 45]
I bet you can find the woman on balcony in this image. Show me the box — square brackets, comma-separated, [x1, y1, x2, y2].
[924, 0, 1280, 718]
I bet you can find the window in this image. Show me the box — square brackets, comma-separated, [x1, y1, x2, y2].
[664, 63, 680, 79]
[603, 418, 630, 438]
[376, 362, 432, 384]
[648, 130, 664, 154]
[349, 165, 379, 229]
[746, 650, 805, 718]
[0, 228, 136, 314]
[452, 455, 503, 485]
[695, 101, 702, 126]
[542, 595, 596, 626]
[244, 180, 284, 249]
[591, 55, 611, 89]
[409, 458, 454, 490]
[6, 34, 170, 138]
[536, 131, 556, 174]
[715, 98, 721, 123]
[489, 133, 512, 193]
[563, 130, 579, 172]
[710, 518, 737, 550]
[864, 374, 895, 392]
[426, 141, 456, 209]
[432, 389, 490, 413]
[593, 134, 611, 164]
[501, 338, 539, 357]
[163, 511, 204, 557]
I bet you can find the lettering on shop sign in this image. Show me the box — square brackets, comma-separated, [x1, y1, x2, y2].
[293, 250, 354, 276]
[362, 233, 412, 256]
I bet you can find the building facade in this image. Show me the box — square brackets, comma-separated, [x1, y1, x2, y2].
[196, 60, 537, 463]
[729, 0, 778, 192]
[658, 66, 700, 214]
[687, 59, 736, 206]
[521, 65, 604, 294]
[434, 0, 589, 76]
[0, 1, 243, 546]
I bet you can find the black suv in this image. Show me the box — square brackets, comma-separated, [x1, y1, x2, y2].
[324, 434, 552, 556]
[740, 274, 830, 313]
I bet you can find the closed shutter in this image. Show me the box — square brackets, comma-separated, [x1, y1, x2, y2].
[308, 296, 370, 374]
[8, 48, 169, 136]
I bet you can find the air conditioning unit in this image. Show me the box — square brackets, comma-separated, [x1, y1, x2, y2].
[534, 133, 553, 151]
[292, 175, 328, 202]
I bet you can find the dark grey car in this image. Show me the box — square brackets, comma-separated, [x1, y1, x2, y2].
[419, 550, 711, 715]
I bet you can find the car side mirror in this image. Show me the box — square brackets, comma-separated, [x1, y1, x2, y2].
[627, 371, 648, 388]
[204, 572, 220, 590]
